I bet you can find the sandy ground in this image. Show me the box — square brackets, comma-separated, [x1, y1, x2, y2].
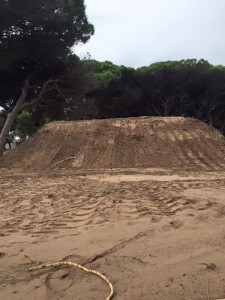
[1, 168, 225, 300]
[2, 117, 225, 172]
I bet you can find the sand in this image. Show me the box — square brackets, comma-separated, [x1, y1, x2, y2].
[1, 117, 225, 300]
[1, 116, 225, 171]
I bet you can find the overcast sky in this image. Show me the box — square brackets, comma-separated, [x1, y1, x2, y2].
[74, 0, 225, 68]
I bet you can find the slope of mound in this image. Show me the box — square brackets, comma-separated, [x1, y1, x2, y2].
[1, 116, 225, 171]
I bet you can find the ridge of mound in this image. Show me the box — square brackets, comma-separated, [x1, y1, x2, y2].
[1, 116, 225, 171]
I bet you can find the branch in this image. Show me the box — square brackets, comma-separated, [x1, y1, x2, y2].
[14, 74, 32, 109]
[18, 78, 61, 110]
[217, 91, 225, 97]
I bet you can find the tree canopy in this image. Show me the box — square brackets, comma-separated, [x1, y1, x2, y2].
[0, 0, 94, 67]
[0, 0, 94, 154]
[1, 1, 225, 150]
[81, 59, 225, 135]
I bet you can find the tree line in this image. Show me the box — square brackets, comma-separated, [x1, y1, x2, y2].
[85, 59, 225, 135]
[1, 1, 225, 154]
[6, 59, 224, 137]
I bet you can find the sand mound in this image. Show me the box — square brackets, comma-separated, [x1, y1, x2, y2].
[1, 116, 225, 171]
[1, 117, 225, 299]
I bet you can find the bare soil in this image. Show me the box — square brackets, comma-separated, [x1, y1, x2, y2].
[1, 116, 225, 171]
[1, 117, 225, 300]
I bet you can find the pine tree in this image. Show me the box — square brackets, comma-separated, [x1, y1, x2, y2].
[0, 0, 94, 154]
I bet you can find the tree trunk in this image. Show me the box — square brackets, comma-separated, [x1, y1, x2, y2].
[163, 97, 170, 116]
[0, 75, 61, 156]
[0, 75, 30, 156]
[0, 107, 20, 155]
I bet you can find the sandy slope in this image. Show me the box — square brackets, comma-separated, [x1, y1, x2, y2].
[1, 168, 225, 300]
[1, 117, 225, 171]
[1, 117, 225, 299]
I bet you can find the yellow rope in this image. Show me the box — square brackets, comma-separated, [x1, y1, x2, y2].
[26, 261, 114, 300]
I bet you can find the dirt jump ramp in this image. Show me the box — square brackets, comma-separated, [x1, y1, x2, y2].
[1, 116, 225, 171]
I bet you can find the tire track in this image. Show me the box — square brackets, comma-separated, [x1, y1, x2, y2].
[1, 172, 225, 236]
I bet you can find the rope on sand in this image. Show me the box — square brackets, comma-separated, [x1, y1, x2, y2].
[26, 261, 114, 300]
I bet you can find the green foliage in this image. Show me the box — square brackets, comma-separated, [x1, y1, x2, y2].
[0, 0, 94, 69]
[85, 59, 225, 135]
[0, 0, 94, 110]
[0, 0, 95, 154]
[90, 60, 123, 88]
[15, 111, 37, 139]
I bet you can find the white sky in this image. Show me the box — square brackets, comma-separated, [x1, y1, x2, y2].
[74, 0, 225, 68]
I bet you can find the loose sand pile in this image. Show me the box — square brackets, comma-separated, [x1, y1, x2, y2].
[1, 116, 225, 171]
[1, 116, 225, 300]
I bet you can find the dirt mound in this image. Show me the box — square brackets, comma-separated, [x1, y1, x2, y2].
[1, 116, 225, 171]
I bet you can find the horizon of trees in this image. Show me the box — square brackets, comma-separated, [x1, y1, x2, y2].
[1, 2, 225, 151]
[2, 57, 225, 140]
[87, 58, 225, 135]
